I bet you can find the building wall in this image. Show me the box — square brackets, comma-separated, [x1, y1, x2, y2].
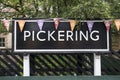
[0, 33, 12, 49]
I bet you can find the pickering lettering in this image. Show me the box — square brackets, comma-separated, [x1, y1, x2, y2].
[24, 30, 100, 41]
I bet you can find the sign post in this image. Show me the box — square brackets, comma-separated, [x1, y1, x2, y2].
[23, 54, 30, 76]
[94, 53, 101, 76]
[13, 19, 111, 76]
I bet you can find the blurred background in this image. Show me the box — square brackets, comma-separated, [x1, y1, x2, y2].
[0, 0, 120, 76]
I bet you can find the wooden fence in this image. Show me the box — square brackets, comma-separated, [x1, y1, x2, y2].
[0, 49, 120, 76]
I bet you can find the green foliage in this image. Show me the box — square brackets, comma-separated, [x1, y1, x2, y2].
[0, 0, 120, 33]
[67, 0, 112, 19]
[0, 0, 119, 18]
[0, 21, 7, 33]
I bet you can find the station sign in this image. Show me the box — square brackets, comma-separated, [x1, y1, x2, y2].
[13, 19, 111, 53]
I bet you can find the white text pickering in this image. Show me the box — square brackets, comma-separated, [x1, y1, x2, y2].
[24, 30, 100, 41]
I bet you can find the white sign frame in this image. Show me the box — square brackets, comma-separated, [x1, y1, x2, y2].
[13, 20, 110, 53]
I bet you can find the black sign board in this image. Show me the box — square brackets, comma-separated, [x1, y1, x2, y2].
[13, 19, 111, 53]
